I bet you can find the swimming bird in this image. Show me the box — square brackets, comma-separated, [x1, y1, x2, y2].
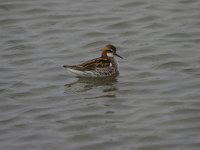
[63, 44, 123, 77]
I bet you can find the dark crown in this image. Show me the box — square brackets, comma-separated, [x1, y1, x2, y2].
[106, 44, 116, 52]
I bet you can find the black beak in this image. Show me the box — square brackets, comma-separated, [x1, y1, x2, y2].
[115, 53, 123, 59]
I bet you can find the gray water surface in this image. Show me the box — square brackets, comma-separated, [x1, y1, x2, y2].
[1, 0, 200, 150]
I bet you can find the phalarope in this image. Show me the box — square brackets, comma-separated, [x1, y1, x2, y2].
[63, 44, 123, 77]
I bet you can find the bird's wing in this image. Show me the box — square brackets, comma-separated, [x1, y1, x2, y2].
[68, 57, 111, 71]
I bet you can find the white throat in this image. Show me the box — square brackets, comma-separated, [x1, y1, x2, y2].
[107, 52, 114, 57]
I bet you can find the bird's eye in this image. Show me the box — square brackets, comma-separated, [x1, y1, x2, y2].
[108, 49, 113, 52]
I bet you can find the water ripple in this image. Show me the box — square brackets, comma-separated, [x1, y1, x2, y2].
[1, 0, 200, 150]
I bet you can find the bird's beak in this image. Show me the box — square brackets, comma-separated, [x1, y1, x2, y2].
[115, 53, 123, 59]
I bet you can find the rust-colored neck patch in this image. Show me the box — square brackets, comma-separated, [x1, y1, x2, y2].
[101, 47, 109, 58]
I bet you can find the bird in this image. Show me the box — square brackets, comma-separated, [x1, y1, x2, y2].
[63, 44, 123, 77]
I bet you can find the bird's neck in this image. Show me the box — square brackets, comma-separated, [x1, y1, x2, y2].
[110, 57, 118, 68]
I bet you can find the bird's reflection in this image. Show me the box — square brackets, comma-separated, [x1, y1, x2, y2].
[64, 76, 118, 98]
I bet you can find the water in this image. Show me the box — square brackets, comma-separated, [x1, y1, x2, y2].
[1, 0, 200, 149]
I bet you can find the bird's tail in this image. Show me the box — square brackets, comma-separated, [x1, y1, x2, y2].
[63, 65, 71, 68]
